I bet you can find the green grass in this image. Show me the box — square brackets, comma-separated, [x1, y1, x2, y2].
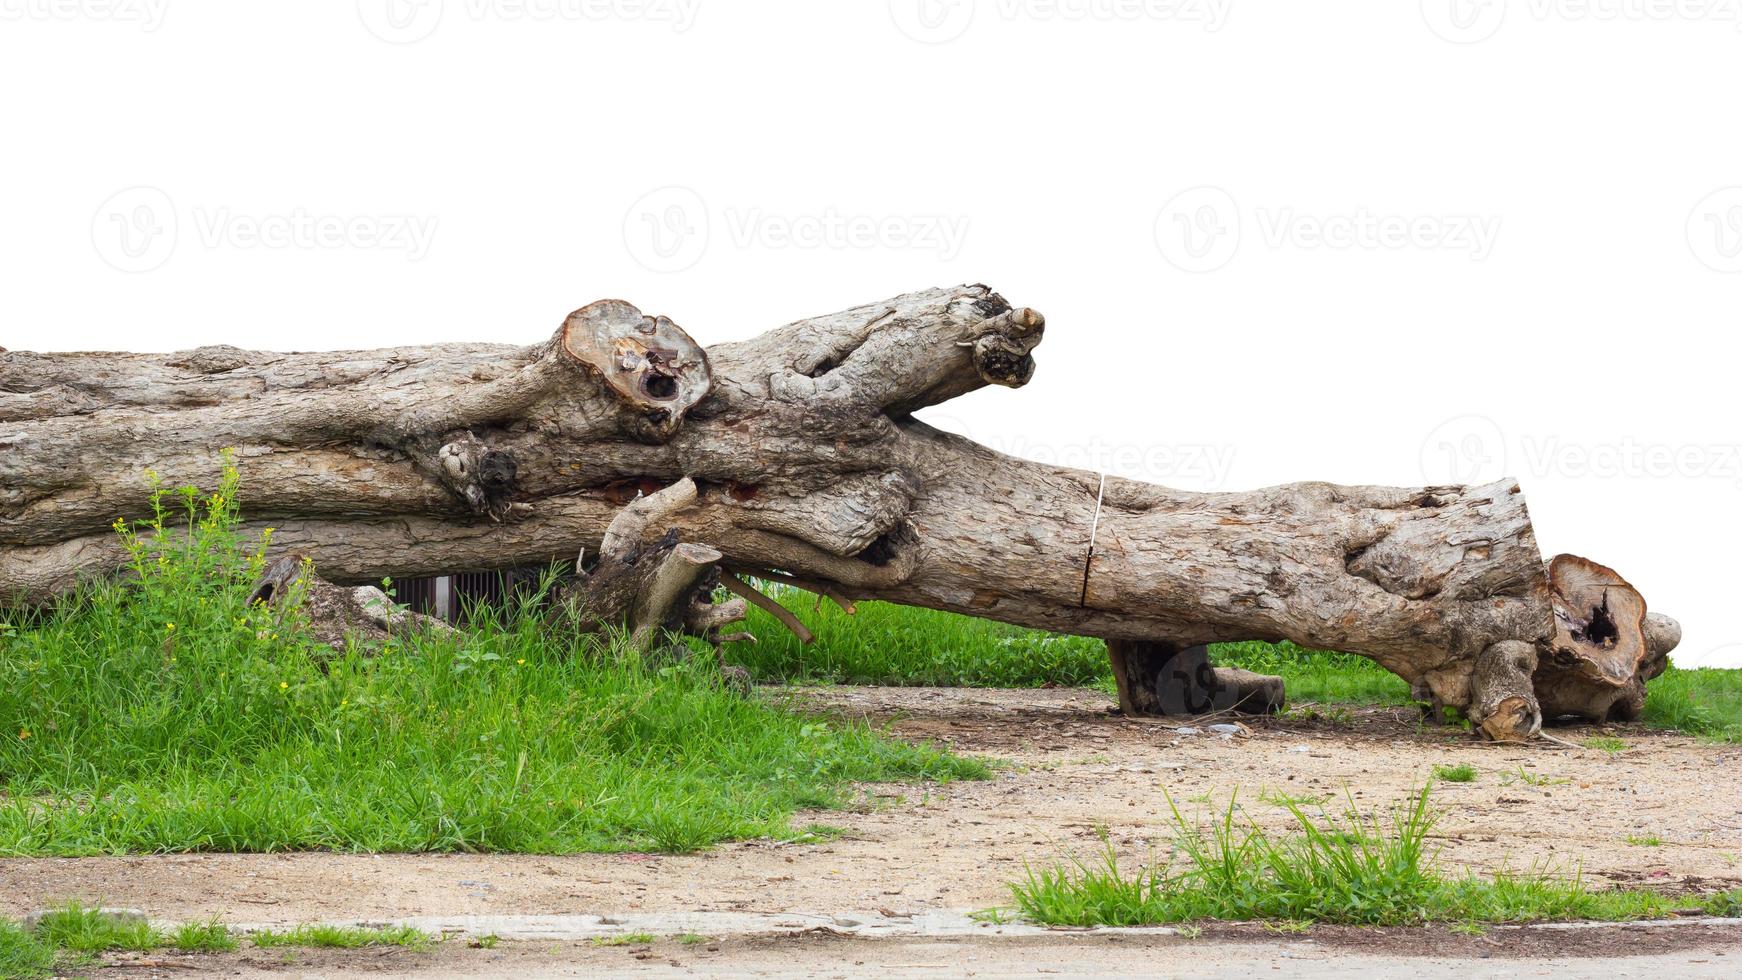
[1209, 640, 1412, 706]
[590, 931, 656, 947]
[1500, 766, 1568, 788]
[0, 919, 56, 980]
[732, 596, 1411, 706]
[0, 905, 243, 979]
[730, 592, 1109, 688]
[1432, 764, 1477, 783]
[170, 920, 239, 952]
[1642, 667, 1742, 742]
[250, 924, 430, 949]
[0, 465, 983, 856]
[1008, 784, 1742, 927]
[1624, 834, 1663, 847]
[1582, 736, 1630, 755]
[31, 903, 160, 953]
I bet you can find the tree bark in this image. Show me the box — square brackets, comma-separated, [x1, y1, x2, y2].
[0, 284, 1678, 735]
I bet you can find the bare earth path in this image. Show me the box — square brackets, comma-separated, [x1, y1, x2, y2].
[5, 686, 1742, 975]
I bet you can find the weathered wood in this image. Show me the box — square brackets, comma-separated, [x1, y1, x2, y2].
[0, 284, 1680, 735]
[1468, 640, 1541, 742]
[1536, 555, 1678, 723]
[551, 477, 748, 657]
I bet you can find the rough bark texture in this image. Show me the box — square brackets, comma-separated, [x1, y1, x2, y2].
[0, 285, 1679, 734]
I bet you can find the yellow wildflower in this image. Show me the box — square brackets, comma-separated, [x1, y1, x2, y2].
[279, 681, 289, 690]
[17, 729, 29, 740]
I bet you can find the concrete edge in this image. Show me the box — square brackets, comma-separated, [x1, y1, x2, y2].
[209, 910, 1742, 943]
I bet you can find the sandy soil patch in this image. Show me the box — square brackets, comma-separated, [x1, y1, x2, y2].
[4, 686, 1740, 927]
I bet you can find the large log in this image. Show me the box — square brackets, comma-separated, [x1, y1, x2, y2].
[0, 285, 1677, 736]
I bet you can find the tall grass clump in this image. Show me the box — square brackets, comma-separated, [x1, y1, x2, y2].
[0, 905, 240, 978]
[1010, 784, 1742, 927]
[0, 459, 984, 856]
[0, 919, 56, 980]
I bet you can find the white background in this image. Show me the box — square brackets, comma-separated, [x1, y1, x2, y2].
[3, 1, 1738, 666]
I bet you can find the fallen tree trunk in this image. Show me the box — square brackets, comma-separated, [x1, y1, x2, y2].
[0, 285, 1678, 736]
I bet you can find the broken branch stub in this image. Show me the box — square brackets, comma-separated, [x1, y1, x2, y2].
[558, 299, 711, 443]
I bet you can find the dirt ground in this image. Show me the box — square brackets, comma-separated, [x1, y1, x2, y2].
[5, 686, 1742, 975]
[80, 925, 1742, 978]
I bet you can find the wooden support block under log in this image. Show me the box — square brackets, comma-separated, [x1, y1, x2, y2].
[1107, 640, 1286, 717]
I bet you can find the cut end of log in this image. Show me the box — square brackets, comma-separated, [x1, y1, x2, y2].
[1548, 555, 1646, 686]
[1535, 554, 1674, 723]
[559, 299, 711, 442]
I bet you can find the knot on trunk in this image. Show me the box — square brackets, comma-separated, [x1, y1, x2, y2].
[558, 299, 711, 443]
